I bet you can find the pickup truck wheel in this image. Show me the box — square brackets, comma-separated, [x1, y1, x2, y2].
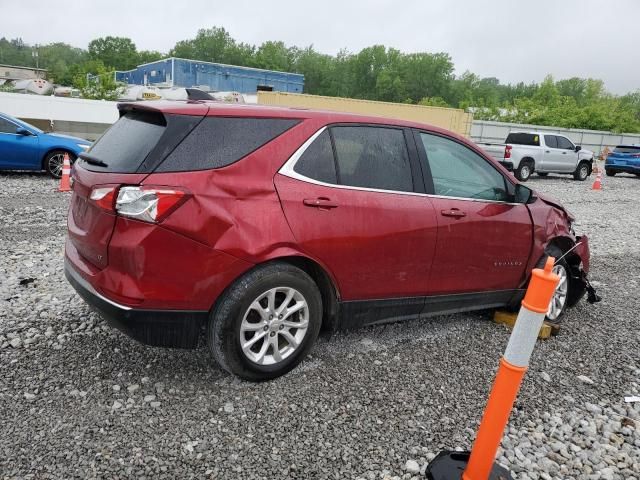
[515, 162, 533, 182]
[573, 161, 590, 181]
[605, 169, 616, 177]
[208, 262, 322, 381]
[537, 172, 549, 177]
[536, 246, 571, 324]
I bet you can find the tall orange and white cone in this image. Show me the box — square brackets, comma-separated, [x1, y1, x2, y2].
[426, 258, 560, 480]
[58, 153, 71, 192]
[592, 169, 602, 190]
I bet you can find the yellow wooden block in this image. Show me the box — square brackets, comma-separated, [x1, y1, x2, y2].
[493, 310, 517, 327]
[493, 310, 553, 339]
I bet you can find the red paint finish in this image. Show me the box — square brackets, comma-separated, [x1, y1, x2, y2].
[65, 101, 590, 320]
[427, 197, 532, 294]
[275, 174, 438, 300]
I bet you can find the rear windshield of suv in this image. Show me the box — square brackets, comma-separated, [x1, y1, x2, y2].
[81, 111, 299, 173]
[505, 133, 540, 146]
[81, 110, 166, 172]
[613, 145, 640, 154]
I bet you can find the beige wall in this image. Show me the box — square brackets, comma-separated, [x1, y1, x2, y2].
[0, 65, 45, 81]
[258, 91, 473, 137]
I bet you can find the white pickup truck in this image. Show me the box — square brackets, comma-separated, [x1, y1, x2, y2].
[480, 131, 594, 182]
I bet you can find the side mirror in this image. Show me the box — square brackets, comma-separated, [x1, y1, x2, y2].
[16, 127, 32, 136]
[514, 184, 533, 204]
[575, 145, 581, 152]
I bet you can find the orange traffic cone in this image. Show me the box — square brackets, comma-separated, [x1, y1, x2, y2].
[592, 170, 602, 190]
[58, 153, 71, 192]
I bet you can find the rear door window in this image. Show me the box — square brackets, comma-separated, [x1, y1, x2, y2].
[330, 126, 413, 192]
[157, 117, 299, 172]
[544, 135, 558, 148]
[505, 133, 540, 146]
[293, 130, 337, 184]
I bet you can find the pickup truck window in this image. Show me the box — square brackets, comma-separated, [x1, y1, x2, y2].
[420, 133, 509, 202]
[505, 133, 539, 146]
[544, 135, 558, 148]
[556, 136, 574, 150]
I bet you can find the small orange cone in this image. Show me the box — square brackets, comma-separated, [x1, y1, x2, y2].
[58, 153, 71, 192]
[592, 170, 602, 190]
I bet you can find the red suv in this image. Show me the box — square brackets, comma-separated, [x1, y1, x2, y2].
[65, 101, 592, 380]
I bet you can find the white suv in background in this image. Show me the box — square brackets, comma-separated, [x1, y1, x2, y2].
[480, 132, 595, 181]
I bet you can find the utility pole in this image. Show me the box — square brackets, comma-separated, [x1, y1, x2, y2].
[32, 44, 39, 77]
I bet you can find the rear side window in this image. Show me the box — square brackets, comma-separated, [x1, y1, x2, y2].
[544, 135, 558, 148]
[157, 117, 299, 172]
[505, 133, 540, 146]
[293, 130, 337, 184]
[82, 110, 166, 172]
[614, 145, 640, 153]
[331, 126, 413, 192]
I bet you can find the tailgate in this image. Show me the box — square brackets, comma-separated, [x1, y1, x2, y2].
[68, 167, 147, 269]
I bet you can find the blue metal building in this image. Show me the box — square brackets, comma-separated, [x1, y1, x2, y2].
[115, 57, 304, 93]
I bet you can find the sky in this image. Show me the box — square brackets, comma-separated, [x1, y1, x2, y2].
[1, 0, 638, 94]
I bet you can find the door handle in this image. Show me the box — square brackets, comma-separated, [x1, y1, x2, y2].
[303, 197, 338, 209]
[440, 208, 466, 218]
[545, 150, 550, 153]
[562, 152, 567, 154]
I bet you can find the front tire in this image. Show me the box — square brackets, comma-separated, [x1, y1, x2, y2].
[573, 161, 590, 181]
[536, 246, 571, 324]
[537, 172, 549, 177]
[44, 150, 74, 179]
[605, 169, 616, 177]
[208, 263, 322, 381]
[515, 161, 533, 182]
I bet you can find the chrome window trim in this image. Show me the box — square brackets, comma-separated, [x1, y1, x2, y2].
[278, 126, 523, 206]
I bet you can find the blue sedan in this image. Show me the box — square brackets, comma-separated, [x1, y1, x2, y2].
[0, 112, 92, 178]
[605, 145, 640, 177]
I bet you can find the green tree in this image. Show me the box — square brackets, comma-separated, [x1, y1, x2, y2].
[88, 36, 139, 70]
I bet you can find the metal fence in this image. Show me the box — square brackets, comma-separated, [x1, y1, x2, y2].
[471, 120, 640, 157]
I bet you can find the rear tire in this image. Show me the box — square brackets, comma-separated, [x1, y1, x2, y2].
[536, 246, 571, 324]
[44, 150, 74, 179]
[573, 161, 590, 181]
[515, 161, 533, 182]
[208, 262, 322, 381]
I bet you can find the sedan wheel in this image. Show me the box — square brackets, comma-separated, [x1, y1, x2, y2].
[44, 150, 73, 179]
[547, 264, 568, 321]
[240, 287, 309, 366]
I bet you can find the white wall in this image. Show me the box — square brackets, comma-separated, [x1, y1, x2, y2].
[0, 92, 119, 124]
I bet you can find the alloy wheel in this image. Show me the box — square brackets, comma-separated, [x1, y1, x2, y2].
[240, 287, 309, 365]
[547, 264, 568, 320]
[48, 153, 65, 178]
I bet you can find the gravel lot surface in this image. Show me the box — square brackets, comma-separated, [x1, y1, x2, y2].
[1, 170, 639, 479]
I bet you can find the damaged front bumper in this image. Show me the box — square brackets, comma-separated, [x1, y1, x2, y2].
[567, 235, 601, 306]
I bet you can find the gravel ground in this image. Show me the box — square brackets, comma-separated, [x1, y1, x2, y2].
[0, 170, 639, 479]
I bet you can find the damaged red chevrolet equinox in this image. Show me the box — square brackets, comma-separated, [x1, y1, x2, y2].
[65, 101, 595, 381]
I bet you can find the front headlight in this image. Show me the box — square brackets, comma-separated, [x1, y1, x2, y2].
[77, 143, 90, 150]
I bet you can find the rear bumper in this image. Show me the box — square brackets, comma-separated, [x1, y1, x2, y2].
[499, 160, 514, 171]
[65, 258, 207, 348]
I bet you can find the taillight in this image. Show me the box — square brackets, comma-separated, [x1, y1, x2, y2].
[89, 186, 117, 211]
[115, 186, 188, 223]
[504, 145, 512, 159]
